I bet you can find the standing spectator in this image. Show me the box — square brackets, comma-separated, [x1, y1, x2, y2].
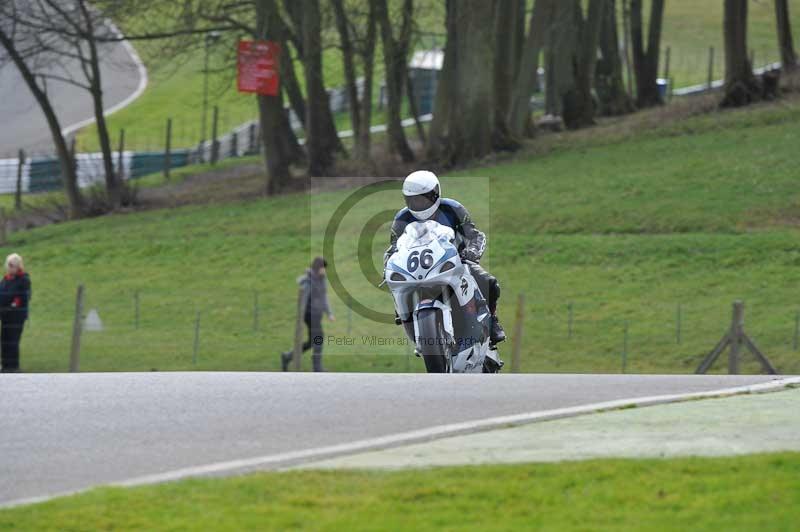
[281, 257, 334, 372]
[0, 253, 31, 373]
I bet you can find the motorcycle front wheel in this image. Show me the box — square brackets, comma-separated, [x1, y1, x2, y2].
[415, 308, 451, 373]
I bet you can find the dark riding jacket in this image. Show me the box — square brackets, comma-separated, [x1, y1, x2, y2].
[0, 271, 31, 322]
[385, 198, 487, 264]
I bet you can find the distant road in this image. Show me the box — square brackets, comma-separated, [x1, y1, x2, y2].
[0, 372, 784, 508]
[0, 21, 145, 158]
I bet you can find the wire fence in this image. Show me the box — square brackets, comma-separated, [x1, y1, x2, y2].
[16, 284, 800, 375]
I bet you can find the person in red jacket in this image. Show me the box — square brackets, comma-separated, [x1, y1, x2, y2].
[0, 253, 31, 373]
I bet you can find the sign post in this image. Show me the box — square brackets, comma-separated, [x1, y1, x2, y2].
[237, 40, 280, 96]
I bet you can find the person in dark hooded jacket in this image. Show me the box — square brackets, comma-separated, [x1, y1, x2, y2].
[280, 257, 334, 372]
[0, 253, 31, 373]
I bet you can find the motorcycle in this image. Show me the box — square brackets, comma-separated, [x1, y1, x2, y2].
[384, 220, 504, 373]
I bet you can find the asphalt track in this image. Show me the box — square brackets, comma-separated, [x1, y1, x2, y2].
[0, 20, 145, 156]
[0, 372, 787, 508]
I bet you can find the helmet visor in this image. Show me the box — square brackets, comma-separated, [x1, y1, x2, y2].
[405, 186, 440, 213]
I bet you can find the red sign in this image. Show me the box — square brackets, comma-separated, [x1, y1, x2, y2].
[237, 40, 280, 96]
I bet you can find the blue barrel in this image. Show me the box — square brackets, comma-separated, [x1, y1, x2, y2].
[657, 78, 670, 99]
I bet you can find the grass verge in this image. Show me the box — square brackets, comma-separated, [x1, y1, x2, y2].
[1, 452, 798, 531]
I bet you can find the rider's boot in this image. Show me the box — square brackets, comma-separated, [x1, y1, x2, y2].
[490, 313, 506, 347]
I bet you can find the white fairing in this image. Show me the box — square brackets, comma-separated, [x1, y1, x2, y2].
[385, 221, 500, 374]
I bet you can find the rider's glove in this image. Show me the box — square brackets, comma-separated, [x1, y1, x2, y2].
[461, 248, 481, 264]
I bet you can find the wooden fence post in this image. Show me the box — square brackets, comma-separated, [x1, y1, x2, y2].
[707, 46, 715, 89]
[567, 302, 573, 339]
[511, 293, 524, 374]
[695, 301, 778, 375]
[70, 284, 85, 373]
[292, 286, 308, 371]
[15, 149, 24, 211]
[69, 137, 78, 173]
[346, 295, 352, 336]
[210, 106, 220, 164]
[728, 301, 743, 374]
[0, 207, 7, 246]
[164, 118, 172, 180]
[230, 131, 238, 158]
[193, 312, 201, 365]
[134, 290, 140, 330]
[622, 320, 629, 373]
[248, 123, 257, 154]
[117, 129, 125, 181]
[253, 291, 259, 332]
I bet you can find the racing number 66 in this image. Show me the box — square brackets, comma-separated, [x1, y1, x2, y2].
[408, 249, 434, 272]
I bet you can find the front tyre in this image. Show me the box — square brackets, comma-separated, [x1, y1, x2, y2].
[415, 308, 450, 373]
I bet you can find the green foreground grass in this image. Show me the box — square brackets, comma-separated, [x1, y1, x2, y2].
[5, 94, 800, 374]
[75, 1, 800, 152]
[1, 452, 798, 531]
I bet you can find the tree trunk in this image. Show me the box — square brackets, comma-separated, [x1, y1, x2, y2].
[280, 44, 306, 130]
[721, 0, 761, 107]
[509, 0, 553, 137]
[0, 28, 84, 218]
[570, 0, 606, 128]
[494, 0, 517, 126]
[303, 0, 337, 176]
[511, 0, 526, 82]
[356, 4, 377, 161]
[427, 0, 495, 165]
[331, 0, 361, 145]
[596, 0, 635, 115]
[630, 0, 665, 107]
[78, 0, 121, 209]
[775, 0, 797, 70]
[426, 0, 457, 160]
[255, 0, 293, 193]
[546, 0, 605, 129]
[374, 0, 415, 162]
[492, 0, 522, 149]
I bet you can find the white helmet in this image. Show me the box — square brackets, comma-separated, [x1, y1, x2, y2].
[403, 170, 441, 220]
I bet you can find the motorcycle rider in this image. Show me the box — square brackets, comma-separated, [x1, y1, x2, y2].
[385, 170, 506, 347]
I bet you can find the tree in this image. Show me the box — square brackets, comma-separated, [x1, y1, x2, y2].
[0, 3, 84, 218]
[596, 0, 635, 115]
[254, 0, 297, 192]
[426, 0, 496, 164]
[493, 0, 522, 135]
[544, 0, 606, 129]
[721, 0, 760, 107]
[775, 0, 797, 70]
[508, 0, 553, 138]
[331, 0, 377, 161]
[277, 0, 344, 175]
[1, 0, 130, 209]
[630, 0, 665, 108]
[198, 0, 303, 192]
[302, 0, 337, 175]
[373, 0, 415, 162]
